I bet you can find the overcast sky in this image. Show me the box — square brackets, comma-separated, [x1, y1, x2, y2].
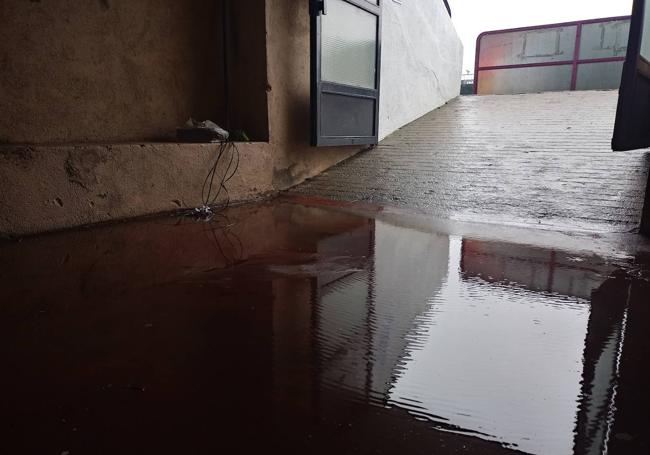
[452, 0, 634, 73]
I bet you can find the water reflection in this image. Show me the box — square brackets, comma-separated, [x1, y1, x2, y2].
[0, 202, 646, 454]
[308, 222, 626, 455]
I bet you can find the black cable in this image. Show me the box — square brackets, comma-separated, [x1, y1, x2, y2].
[201, 141, 226, 206]
[198, 140, 240, 214]
[211, 143, 235, 205]
[186, 137, 244, 268]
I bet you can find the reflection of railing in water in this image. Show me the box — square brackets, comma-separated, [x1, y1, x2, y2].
[460, 238, 629, 454]
[310, 231, 637, 454]
[460, 239, 610, 299]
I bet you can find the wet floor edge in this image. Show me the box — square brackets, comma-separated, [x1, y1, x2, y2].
[281, 193, 650, 264]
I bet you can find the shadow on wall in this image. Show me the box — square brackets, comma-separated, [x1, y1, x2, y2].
[0, 0, 269, 144]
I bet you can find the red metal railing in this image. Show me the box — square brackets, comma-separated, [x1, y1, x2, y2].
[473, 16, 631, 95]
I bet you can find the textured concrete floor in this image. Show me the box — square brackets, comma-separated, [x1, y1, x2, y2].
[292, 91, 650, 233]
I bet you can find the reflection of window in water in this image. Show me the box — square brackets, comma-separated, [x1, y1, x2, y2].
[520, 28, 564, 59]
[641, 0, 650, 62]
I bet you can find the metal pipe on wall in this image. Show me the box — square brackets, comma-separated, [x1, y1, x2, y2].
[222, 0, 231, 131]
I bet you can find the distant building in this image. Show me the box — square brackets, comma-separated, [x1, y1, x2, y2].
[460, 73, 475, 95]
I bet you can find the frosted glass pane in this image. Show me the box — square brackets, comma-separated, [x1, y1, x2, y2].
[642, 0, 650, 62]
[579, 20, 629, 60]
[322, 0, 377, 89]
[575, 61, 624, 91]
[477, 65, 573, 95]
[479, 27, 577, 67]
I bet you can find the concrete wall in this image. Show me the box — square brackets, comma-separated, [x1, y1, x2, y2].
[0, 0, 357, 236]
[264, 0, 359, 187]
[0, 0, 225, 143]
[0, 0, 273, 143]
[0, 0, 462, 236]
[227, 0, 270, 141]
[379, 0, 463, 139]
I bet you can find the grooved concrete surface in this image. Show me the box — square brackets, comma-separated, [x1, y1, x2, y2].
[292, 91, 650, 233]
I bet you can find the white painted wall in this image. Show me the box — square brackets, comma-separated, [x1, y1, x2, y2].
[379, 0, 463, 140]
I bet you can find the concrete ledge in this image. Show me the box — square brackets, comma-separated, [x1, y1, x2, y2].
[0, 142, 274, 236]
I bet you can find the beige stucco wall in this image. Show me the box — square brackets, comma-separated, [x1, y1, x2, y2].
[0, 143, 272, 235]
[0, 0, 226, 144]
[265, 0, 359, 187]
[0, 0, 358, 236]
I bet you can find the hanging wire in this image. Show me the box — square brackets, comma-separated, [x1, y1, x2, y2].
[171, 138, 245, 270]
[192, 140, 240, 220]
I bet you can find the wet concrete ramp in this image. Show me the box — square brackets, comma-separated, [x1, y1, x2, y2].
[292, 91, 650, 233]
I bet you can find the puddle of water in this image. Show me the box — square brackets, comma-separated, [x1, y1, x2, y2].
[0, 201, 648, 454]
